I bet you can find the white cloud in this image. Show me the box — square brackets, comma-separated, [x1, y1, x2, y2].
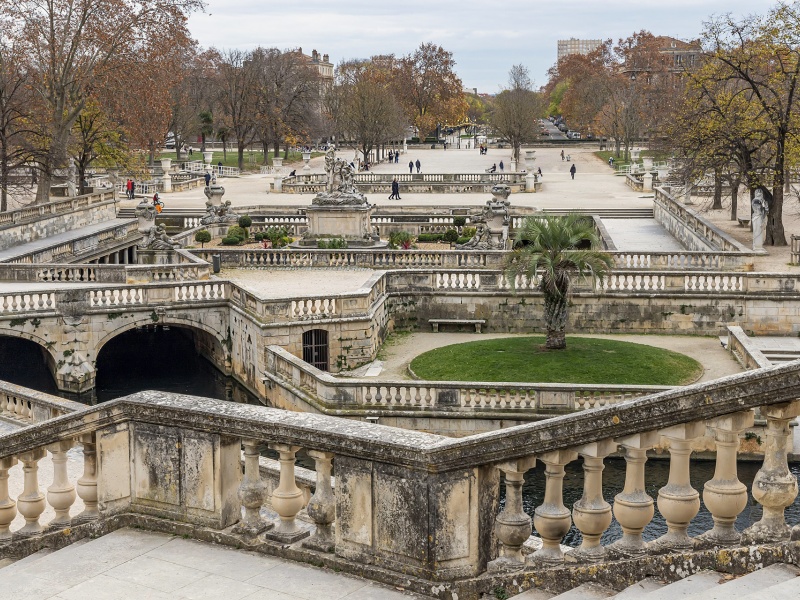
[188, 0, 778, 91]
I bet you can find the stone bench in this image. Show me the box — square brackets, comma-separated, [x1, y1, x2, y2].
[429, 318, 486, 333]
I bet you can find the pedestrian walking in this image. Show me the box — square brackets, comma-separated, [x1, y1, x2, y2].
[129, 178, 135, 200]
[218, 161, 223, 175]
[561, 149, 565, 161]
[204, 171, 211, 186]
[395, 152, 399, 164]
[499, 160, 504, 173]
[388, 150, 394, 163]
[415, 159, 421, 173]
[570, 164, 576, 180]
[408, 160, 414, 174]
[389, 177, 401, 200]
[125, 179, 132, 200]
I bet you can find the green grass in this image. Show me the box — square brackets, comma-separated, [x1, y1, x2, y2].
[409, 336, 703, 385]
[595, 149, 672, 171]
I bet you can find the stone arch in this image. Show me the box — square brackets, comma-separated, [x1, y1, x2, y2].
[94, 315, 229, 372]
[0, 326, 59, 372]
[302, 328, 329, 371]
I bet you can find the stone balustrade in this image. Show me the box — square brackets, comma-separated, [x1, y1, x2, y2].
[726, 325, 772, 370]
[1, 362, 800, 597]
[266, 345, 669, 416]
[0, 381, 85, 425]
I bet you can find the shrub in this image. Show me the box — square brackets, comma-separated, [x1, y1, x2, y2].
[443, 228, 459, 243]
[389, 230, 415, 249]
[194, 229, 211, 248]
[417, 233, 444, 243]
[254, 232, 264, 242]
[220, 236, 241, 246]
[237, 215, 252, 229]
[456, 236, 471, 245]
[318, 238, 347, 249]
[461, 227, 477, 239]
[227, 225, 246, 241]
[264, 226, 290, 248]
[452, 216, 467, 227]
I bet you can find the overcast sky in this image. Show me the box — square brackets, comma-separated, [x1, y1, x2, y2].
[188, 0, 778, 92]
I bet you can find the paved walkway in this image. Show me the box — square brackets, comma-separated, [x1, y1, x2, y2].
[0, 528, 427, 600]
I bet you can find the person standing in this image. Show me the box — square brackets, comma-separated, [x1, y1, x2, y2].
[570, 163, 576, 179]
[415, 159, 421, 173]
[125, 179, 132, 200]
[388, 150, 393, 163]
[561, 149, 565, 161]
[408, 160, 414, 174]
[499, 160, 504, 173]
[204, 171, 211, 186]
[389, 177, 401, 200]
[129, 178, 135, 199]
[395, 152, 399, 163]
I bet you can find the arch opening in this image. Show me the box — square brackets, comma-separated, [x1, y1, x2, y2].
[0, 335, 59, 395]
[302, 329, 329, 371]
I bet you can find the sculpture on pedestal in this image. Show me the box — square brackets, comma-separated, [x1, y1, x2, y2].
[200, 184, 238, 225]
[456, 184, 512, 250]
[135, 200, 180, 250]
[752, 186, 770, 250]
[312, 147, 369, 206]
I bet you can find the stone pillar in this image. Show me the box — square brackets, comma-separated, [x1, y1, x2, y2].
[74, 433, 99, 524]
[161, 158, 172, 192]
[744, 400, 800, 543]
[526, 172, 537, 193]
[649, 422, 704, 553]
[272, 157, 283, 168]
[303, 450, 336, 552]
[488, 457, 536, 572]
[302, 151, 312, 173]
[47, 440, 76, 530]
[233, 439, 270, 536]
[569, 440, 616, 563]
[0, 457, 17, 541]
[265, 444, 309, 543]
[608, 431, 659, 558]
[529, 450, 577, 565]
[643, 172, 653, 192]
[697, 411, 753, 547]
[273, 177, 283, 193]
[14, 448, 47, 538]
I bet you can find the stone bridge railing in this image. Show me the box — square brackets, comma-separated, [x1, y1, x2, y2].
[0, 191, 116, 229]
[1, 363, 800, 597]
[726, 325, 772, 370]
[0, 380, 85, 425]
[265, 346, 669, 416]
[191, 248, 754, 272]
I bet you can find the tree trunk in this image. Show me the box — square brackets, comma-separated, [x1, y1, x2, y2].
[261, 141, 269, 165]
[237, 141, 245, 171]
[712, 168, 723, 210]
[543, 291, 569, 350]
[730, 180, 738, 221]
[0, 144, 7, 212]
[768, 153, 788, 245]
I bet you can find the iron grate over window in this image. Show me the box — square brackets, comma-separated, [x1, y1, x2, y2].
[302, 329, 329, 371]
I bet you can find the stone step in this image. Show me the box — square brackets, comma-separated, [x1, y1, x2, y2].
[0, 547, 54, 575]
[550, 582, 614, 599]
[638, 571, 720, 600]
[0, 557, 17, 569]
[689, 563, 800, 600]
[737, 576, 800, 600]
[611, 577, 665, 599]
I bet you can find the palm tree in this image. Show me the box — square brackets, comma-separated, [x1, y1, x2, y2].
[505, 214, 612, 350]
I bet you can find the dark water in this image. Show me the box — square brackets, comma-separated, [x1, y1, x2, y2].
[2, 334, 799, 542]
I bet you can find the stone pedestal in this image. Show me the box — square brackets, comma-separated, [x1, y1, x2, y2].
[304, 204, 375, 243]
[160, 159, 172, 192]
[643, 172, 653, 192]
[302, 151, 312, 173]
[137, 249, 178, 265]
[273, 157, 283, 168]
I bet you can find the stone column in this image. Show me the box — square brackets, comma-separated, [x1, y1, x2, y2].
[744, 400, 800, 543]
[0, 457, 17, 541]
[643, 172, 653, 192]
[265, 444, 309, 543]
[161, 158, 172, 192]
[569, 440, 616, 563]
[488, 457, 536, 572]
[608, 431, 659, 558]
[74, 433, 98, 523]
[47, 440, 76, 530]
[529, 450, 577, 565]
[649, 422, 704, 553]
[697, 411, 753, 547]
[233, 439, 270, 536]
[14, 448, 47, 538]
[303, 450, 336, 552]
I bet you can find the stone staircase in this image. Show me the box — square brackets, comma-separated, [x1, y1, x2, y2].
[514, 564, 800, 600]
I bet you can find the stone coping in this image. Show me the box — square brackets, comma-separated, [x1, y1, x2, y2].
[2, 359, 799, 471]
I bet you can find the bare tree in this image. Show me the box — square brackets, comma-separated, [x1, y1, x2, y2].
[490, 65, 544, 164]
[216, 48, 259, 170]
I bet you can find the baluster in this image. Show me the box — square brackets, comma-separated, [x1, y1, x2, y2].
[14, 448, 47, 538]
[414, 387, 421, 406]
[530, 450, 577, 565]
[696, 411, 753, 547]
[489, 457, 536, 572]
[393, 386, 402, 405]
[607, 431, 659, 558]
[0, 457, 17, 541]
[265, 444, 309, 543]
[568, 440, 616, 563]
[648, 422, 704, 553]
[743, 401, 800, 543]
[303, 450, 335, 552]
[74, 433, 98, 523]
[47, 440, 76, 530]
[233, 439, 271, 536]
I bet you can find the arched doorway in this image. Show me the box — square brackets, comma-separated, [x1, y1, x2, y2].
[302, 329, 329, 371]
[0, 336, 58, 395]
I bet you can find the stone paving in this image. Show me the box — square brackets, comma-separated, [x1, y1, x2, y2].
[0, 528, 427, 600]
